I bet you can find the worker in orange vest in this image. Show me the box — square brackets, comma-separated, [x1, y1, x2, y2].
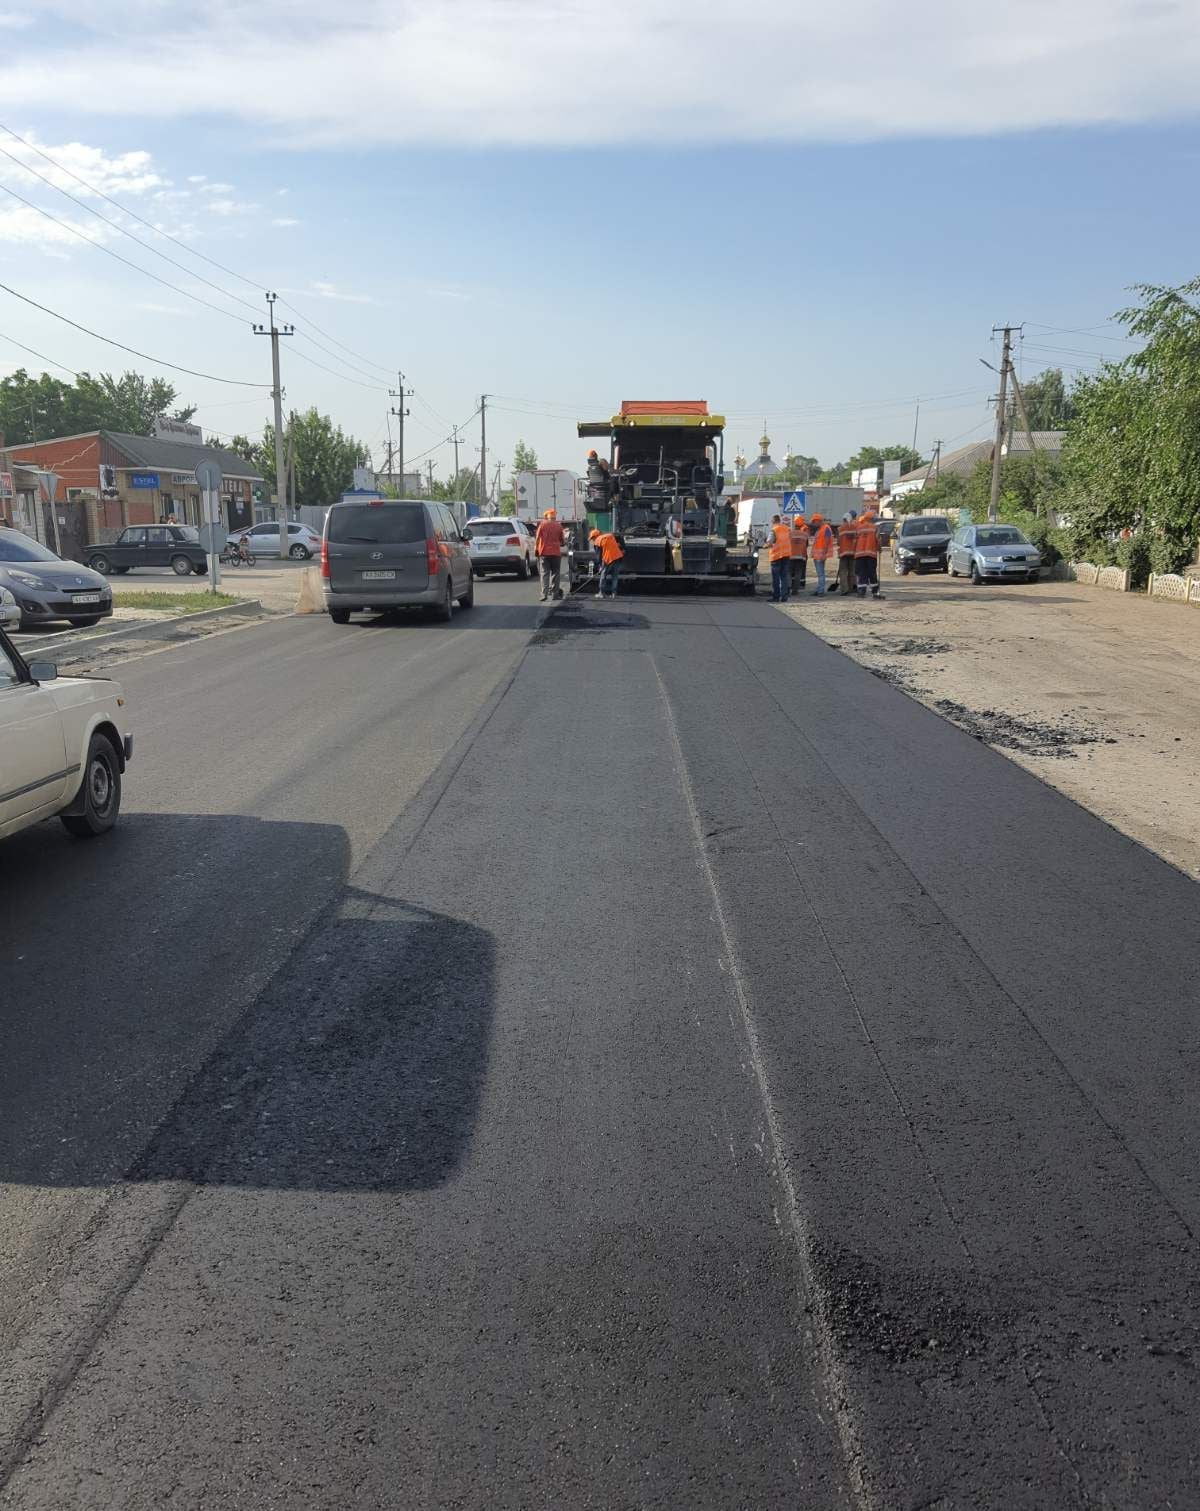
[834, 513, 857, 596]
[854, 506, 884, 599]
[788, 512, 809, 595]
[589, 526, 625, 599]
[808, 513, 834, 595]
[534, 508, 566, 601]
[766, 514, 792, 602]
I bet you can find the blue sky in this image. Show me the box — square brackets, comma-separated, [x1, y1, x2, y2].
[1, 1, 1198, 482]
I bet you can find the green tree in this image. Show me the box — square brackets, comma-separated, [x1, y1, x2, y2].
[780, 453, 822, 486]
[1009, 367, 1074, 431]
[512, 439, 538, 474]
[961, 451, 1064, 520]
[0, 367, 193, 445]
[225, 434, 258, 462]
[254, 408, 371, 508]
[1062, 278, 1200, 573]
[431, 467, 481, 504]
[820, 444, 924, 484]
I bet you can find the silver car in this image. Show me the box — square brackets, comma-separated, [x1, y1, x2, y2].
[226, 519, 323, 560]
[948, 524, 1042, 584]
[321, 498, 474, 623]
[0, 530, 113, 629]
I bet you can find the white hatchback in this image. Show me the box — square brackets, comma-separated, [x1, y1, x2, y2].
[0, 627, 133, 841]
[466, 518, 537, 579]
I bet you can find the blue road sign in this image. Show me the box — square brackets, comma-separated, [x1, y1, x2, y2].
[781, 490, 806, 514]
[130, 472, 160, 489]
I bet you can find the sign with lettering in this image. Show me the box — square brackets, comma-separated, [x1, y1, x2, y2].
[130, 472, 160, 489]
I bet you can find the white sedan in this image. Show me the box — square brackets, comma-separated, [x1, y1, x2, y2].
[0, 626, 133, 841]
[225, 520, 323, 560]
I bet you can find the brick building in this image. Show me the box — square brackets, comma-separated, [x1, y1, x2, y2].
[7, 428, 266, 557]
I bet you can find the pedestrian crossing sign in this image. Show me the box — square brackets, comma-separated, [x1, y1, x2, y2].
[781, 491, 806, 514]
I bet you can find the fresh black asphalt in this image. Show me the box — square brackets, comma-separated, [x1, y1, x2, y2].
[1, 580, 1197, 1508]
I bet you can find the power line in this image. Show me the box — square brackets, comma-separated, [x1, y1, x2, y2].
[0, 180, 249, 328]
[0, 329, 80, 377]
[0, 279, 268, 387]
[275, 298, 394, 377]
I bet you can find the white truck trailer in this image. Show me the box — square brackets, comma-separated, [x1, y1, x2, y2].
[513, 469, 582, 525]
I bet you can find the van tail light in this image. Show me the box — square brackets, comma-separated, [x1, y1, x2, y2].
[319, 539, 330, 579]
[426, 536, 439, 576]
[505, 535, 520, 545]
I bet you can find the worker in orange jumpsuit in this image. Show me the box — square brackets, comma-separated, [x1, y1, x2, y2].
[589, 526, 625, 599]
[788, 512, 809, 595]
[766, 514, 792, 602]
[808, 513, 833, 595]
[854, 506, 884, 599]
[534, 509, 565, 602]
[834, 513, 857, 595]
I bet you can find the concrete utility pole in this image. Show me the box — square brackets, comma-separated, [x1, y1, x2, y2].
[452, 426, 461, 482]
[479, 394, 488, 515]
[389, 372, 409, 493]
[427, 460, 435, 495]
[254, 293, 293, 542]
[987, 325, 1014, 524]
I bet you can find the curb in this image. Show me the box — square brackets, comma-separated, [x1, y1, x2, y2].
[19, 599, 265, 659]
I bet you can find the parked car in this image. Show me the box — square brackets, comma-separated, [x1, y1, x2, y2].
[227, 520, 322, 560]
[0, 624, 132, 840]
[0, 585, 18, 631]
[87, 524, 208, 578]
[0, 530, 113, 630]
[466, 518, 537, 578]
[892, 515, 952, 574]
[321, 498, 473, 624]
[948, 524, 1042, 584]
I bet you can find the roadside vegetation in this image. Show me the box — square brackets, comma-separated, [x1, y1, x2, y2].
[112, 591, 242, 612]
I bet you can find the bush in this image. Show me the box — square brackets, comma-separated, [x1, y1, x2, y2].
[1148, 531, 1193, 577]
[1114, 533, 1152, 589]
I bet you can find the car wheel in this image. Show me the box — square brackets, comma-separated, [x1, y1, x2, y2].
[60, 732, 122, 838]
[170, 554, 193, 576]
[1027, 572, 1039, 584]
[193, 563, 208, 575]
[289, 543, 311, 560]
[948, 557, 958, 577]
[88, 554, 110, 575]
[458, 571, 475, 609]
[894, 559, 908, 575]
[969, 562, 983, 586]
[519, 556, 532, 580]
[436, 580, 454, 621]
[329, 607, 352, 624]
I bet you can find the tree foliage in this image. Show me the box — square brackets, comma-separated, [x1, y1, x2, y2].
[821, 444, 924, 484]
[1061, 279, 1200, 574]
[0, 368, 195, 445]
[512, 439, 538, 474]
[780, 453, 822, 486]
[1009, 367, 1074, 432]
[431, 467, 481, 504]
[253, 408, 371, 508]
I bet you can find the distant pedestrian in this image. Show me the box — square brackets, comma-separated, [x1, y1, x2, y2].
[535, 508, 565, 601]
[835, 513, 857, 595]
[808, 514, 833, 595]
[788, 513, 809, 594]
[854, 506, 884, 599]
[766, 514, 792, 602]
[589, 526, 625, 599]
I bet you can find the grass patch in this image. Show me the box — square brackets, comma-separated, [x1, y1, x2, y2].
[112, 591, 242, 612]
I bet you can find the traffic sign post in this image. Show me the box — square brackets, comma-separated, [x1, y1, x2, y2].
[195, 460, 222, 592]
[781, 490, 806, 515]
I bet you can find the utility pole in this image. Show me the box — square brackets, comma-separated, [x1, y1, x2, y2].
[389, 373, 409, 492]
[427, 459, 435, 495]
[934, 440, 942, 484]
[471, 395, 480, 513]
[911, 398, 920, 460]
[253, 292, 293, 540]
[987, 325, 1014, 523]
[452, 426, 461, 482]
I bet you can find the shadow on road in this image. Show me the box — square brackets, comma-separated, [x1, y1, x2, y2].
[0, 813, 495, 1195]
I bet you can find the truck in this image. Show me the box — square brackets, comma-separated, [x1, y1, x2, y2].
[513, 469, 582, 526]
[571, 401, 756, 592]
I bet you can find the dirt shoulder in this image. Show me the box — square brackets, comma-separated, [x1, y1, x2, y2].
[780, 565, 1200, 880]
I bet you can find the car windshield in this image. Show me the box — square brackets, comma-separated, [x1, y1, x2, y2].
[470, 521, 518, 537]
[327, 504, 425, 544]
[901, 518, 950, 535]
[976, 528, 1027, 546]
[0, 530, 60, 563]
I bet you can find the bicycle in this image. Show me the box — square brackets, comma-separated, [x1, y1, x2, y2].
[220, 544, 256, 567]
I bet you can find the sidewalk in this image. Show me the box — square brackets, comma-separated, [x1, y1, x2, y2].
[779, 569, 1200, 878]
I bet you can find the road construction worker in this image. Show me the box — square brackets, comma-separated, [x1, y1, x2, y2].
[808, 514, 833, 595]
[854, 506, 884, 599]
[766, 514, 792, 602]
[535, 508, 565, 602]
[788, 513, 809, 594]
[835, 512, 857, 595]
[589, 526, 625, 599]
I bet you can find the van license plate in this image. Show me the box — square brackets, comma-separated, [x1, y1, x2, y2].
[361, 570, 396, 580]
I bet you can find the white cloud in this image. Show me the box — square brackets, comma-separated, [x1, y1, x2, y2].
[186, 174, 207, 184]
[0, 1, 1198, 144]
[206, 197, 260, 215]
[0, 132, 165, 195]
[271, 215, 300, 227]
[290, 280, 374, 304]
[0, 202, 108, 246]
[199, 181, 234, 193]
[0, 11, 33, 25]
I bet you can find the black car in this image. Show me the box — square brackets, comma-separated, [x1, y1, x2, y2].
[87, 524, 209, 577]
[0, 529, 113, 629]
[892, 515, 952, 574]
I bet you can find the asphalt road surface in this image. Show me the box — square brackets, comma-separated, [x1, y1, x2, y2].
[2, 578, 1197, 1509]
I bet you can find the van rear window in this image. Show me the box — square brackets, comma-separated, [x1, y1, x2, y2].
[328, 504, 425, 544]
